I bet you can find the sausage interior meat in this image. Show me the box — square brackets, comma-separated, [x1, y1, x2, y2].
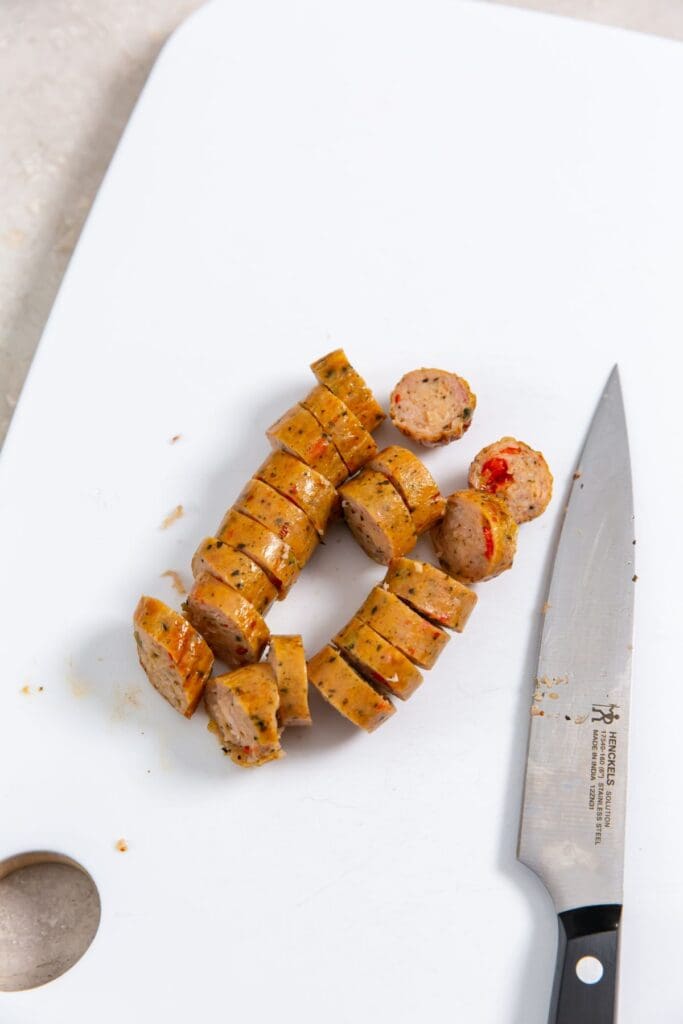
[390, 368, 476, 446]
[431, 490, 518, 583]
[468, 436, 553, 524]
[205, 664, 282, 766]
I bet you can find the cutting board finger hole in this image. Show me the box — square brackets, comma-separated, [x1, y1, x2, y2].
[0, 851, 100, 992]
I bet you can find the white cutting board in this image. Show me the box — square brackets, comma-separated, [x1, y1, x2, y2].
[1, 1, 682, 1020]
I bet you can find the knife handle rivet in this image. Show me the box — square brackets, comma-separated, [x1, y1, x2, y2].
[575, 955, 604, 985]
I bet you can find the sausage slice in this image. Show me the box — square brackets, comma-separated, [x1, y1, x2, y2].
[184, 573, 270, 667]
[254, 450, 339, 537]
[217, 508, 300, 596]
[310, 348, 385, 431]
[205, 664, 282, 767]
[133, 596, 213, 717]
[468, 436, 553, 523]
[389, 368, 476, 446]
[307, 645, 395, 732]
[301, 385, 378, 474]
[431, 490, 518, 583]
[339, 468, 417, 564]
[266, 404, 347, 486]
[356, 586, 449, 668]
[234, 478, 319, 567]
[333, 616, 423, 700]
[383, 557, 477, 632]
[368, 445, 445, 533]
[191, 538, 277, 615]
[267, 635, 311, 726]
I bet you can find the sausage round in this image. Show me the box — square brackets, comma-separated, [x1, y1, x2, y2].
[356, 586, 449, 669]
[389, 368, 476, 446]
[205, 664, 282, 767]
[301, 384, 378, 474]
[184, 573, 270, 667]
[254, 450, 339, 537]
[310, 348, 385, 432]
[235, 478, 319, 567]
[333, 616, 423, 700]
[307, 645, 395, 732]
[339, 468, 417, 565]
[217, 508, 300, 596]
[468, 436, 553, 524]
[368, 445, 445, 533]
[266, 404, 347, 486]
[383, 557, 477, 632]
[431, 490, 518, 583]
[133, 596, 213, 717]
[267, 635, 311, 727]
[192, 537, 277, 615]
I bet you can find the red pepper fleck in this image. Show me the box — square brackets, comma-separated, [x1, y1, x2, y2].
[371, 670, 386, 685]
[483, 522, 494, 560]
[309, 437, 329, 459]
[236, 645, 248, 656]
[393, 393, 401, 403]
[499, 446, 521, 455]
[288, 485, 298, 495]
[243, 746, 252, 755]
[279, 523, 290, 539]
[480, 457, 513, 492]
[432, 631, 441, 640]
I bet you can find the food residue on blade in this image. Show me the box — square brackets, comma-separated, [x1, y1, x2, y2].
[573, 470, 582, 480]
[530, 706, 545, 717]
[542, 601, 551, 614]
[160, 504, 184, 529]
[161, 569, 187, 595]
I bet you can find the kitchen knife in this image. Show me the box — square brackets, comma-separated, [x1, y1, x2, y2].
[518, 365, 635, 1023]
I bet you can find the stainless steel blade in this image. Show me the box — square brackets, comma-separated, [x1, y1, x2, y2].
[518, 366, 635, 913]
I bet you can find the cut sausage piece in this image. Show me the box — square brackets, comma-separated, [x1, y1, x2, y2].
[266, 404, 347, 486]
[191, 537, 277, 615]
[431, 490, 518, 583]
[267, 635, 311, 726]
[468, 436, 553, 524]
[339, 468, 417, 565]
[205, 664, 282, 767]
[133, 596, 213, 717]
[356, 586, 449, 669]
[368, 445, 445, 533]
[254, 450, 339, 537]
[184, 573, 270, 667]
[333, 616, 423, 700]
[310, 348, 385, 432]
[301, 385, 378, 474]
[390, 368, 476, 446]
[384, 557, 477, 632]
[307, 645, 395, 732]
[234, 479, 319, 567]
[217, 508, 300, 596]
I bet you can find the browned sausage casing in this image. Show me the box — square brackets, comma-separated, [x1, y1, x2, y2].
[339, 468, 417, 564]
[307, 645, 395, 732]
[368, 445, 445, 533]
[333, 616, 423, 700]
[234, 478, 319, 567]
[310, 348, 385, 432]
[217, 508, 300, 596]
[431, 490, 518, 583]
[254, 450, 339, 537]
[191, 537, 278, 615]
[268, 635, 311, 727]
[205, 664, 282, 767]
[134, 596, 213, 717]
[356, 586, 449, 668]
[266, 404, 347, 486]
[301, 384, 378, 474]
[383, 557, 477, 632]
[184, 573, 270, 667]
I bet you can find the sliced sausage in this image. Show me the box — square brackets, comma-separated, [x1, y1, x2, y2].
[310, 348, 385, 431]
[217, 508, 300, 596]
[205, 664, 282, 767]
[191, 537, 277, 615]
[301, 384, 378, 474]
[333, 616, 423, 700]
[383, 557, 477, 632]
[307, 645, 395, 732]
[234, 478, 319, 567]
[266, 404, 347, 486]
[468, 436, 553, 524]
[133, 596, 213, 717]
[390, 368, 476, 446]
[254, 450, 339, 537]
[267, 635, 311, 727]
[356, 586, 449, 669]
[431, 490, 518, 583]
[339, 468, 417, 564]
[368, 445, 445, 533]
[184, 573, 270, 667]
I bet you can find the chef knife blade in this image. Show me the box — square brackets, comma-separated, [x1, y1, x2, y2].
[518, 365, 635, 1024]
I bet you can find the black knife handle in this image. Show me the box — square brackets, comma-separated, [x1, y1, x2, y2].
[549, 904, 622, 1024]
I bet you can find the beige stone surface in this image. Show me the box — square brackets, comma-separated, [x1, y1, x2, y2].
[0, 0, 680, 992]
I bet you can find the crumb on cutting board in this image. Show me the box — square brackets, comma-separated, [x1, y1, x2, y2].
[160, 504, 184, 529]
[116, 839, 128, 853]
[161, 569, 187, 595]
[170, 434, 182, 444]
[20, 684, 30, 695]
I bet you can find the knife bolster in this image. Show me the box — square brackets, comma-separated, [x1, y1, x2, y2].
[549, 904, 622, 1024]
